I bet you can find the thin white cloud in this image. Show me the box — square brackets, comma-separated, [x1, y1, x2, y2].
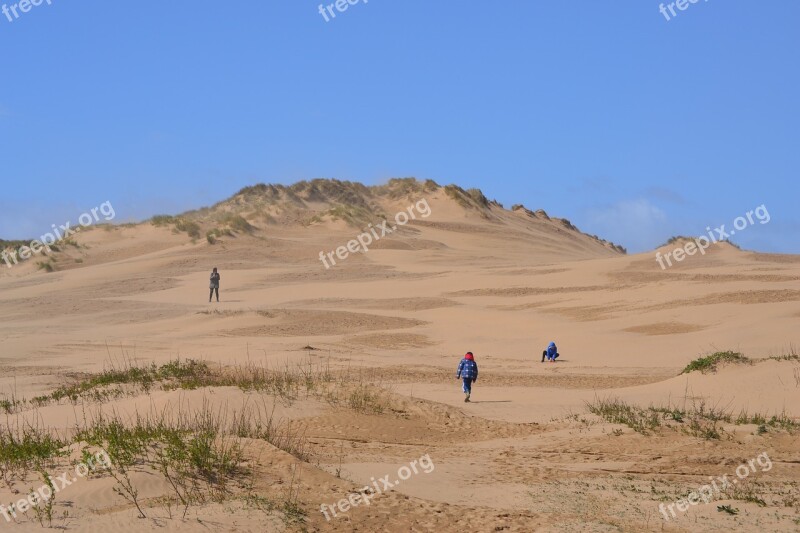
[585, 198, 669, 253]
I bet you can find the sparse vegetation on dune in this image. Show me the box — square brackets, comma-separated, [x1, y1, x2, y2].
[12, 358, 393, 420]
[374, 177, 440, 199]
[233, 179, 374, 210]
[767, 344, 800, 362]
[4, 178, 797, 530]
[150, 215, 202, 239]
[217, 213, 254, 233]
[151, 210, 256, 242]
[681, 350, 751, 374]
[659, 235, 695, 247]
[444, 184, 490, 211]
[0, 239, 33, 251]
[0, 400, 310, 524]
[174, 218, 201, 239]
[508, 205, 626, 253]
[30, 359, 209, 406]
[0, 346, 795, 530]
[307, 203, 383, 227]
[587, 397, 662, 435]
[587, 394, 800, 439]
[150, 214, 176, 226]
[0, 422, 67, 487]
[0, 358, 403, 525]
[101, 177, 629, 258]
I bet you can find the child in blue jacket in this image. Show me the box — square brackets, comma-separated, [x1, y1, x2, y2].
[541, 341, 559, 363]
[456, 352, 478, 402]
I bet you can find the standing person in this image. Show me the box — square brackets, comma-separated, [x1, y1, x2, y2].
[209, 267, 220, 302]
[456, 351, 478, 402]
[541, 341, 559, 363]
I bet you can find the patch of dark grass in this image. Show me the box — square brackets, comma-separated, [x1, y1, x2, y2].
[150, 215, 176, 226]
[0, 239, 32, 250]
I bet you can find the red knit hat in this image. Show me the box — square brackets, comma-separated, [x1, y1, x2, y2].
[464, 352, 474, 360]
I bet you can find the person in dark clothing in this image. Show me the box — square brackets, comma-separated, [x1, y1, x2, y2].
[209, 267, 220, 302]
[456, 351, 478, 402]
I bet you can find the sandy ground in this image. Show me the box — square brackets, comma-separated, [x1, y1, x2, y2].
[0, 188, 798, 532]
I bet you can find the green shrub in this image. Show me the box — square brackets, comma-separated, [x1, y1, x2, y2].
[150, 215, 176, 226]
[681, 351, 750, 374]
[587, 397, 661, 435]
[174, 218, 201, 239]
[0, 426, 67, 481]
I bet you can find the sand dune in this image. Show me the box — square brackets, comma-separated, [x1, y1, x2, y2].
[0, 180, 797, 531]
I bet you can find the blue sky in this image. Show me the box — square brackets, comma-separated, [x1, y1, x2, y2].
[1, 0, 797, 253]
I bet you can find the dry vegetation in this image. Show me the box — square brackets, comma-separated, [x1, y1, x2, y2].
[0, 357, 405, 528]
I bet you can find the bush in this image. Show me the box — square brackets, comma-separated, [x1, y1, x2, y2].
[174, 218, 201, 239]
[219, 214, 254, 233]
[465, 188, 489, 207]
[150, 215, 176, 226]
[658, 236, 695, 248]
[36, 260, 54, 272]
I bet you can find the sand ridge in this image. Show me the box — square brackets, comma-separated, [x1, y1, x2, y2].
[0, 184, 798, 531]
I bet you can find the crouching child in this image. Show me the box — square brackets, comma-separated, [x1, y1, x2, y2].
[541, 341, 559, 363]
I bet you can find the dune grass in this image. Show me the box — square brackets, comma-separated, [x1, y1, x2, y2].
[587, 395, 800, 439]
[31, 359, 209, 406]
[681, 351, 750, 374]
[0, 423, 66, 486]
[74, 403, 251, 518]
[24, 357, 392, 419]
[150, 215, 201, 239]
[9, 355, 397, 523]
[586, 397, 662, 435]
[218, 213, 254, 233]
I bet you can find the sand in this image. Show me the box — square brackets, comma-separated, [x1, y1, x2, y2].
[0, 184, 798, 531]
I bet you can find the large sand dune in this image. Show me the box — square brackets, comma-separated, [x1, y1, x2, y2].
[0, 180, 797, 531]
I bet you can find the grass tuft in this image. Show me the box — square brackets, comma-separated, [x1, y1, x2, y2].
[586, 397, 661, 435]
[681, 351, 750, 374]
